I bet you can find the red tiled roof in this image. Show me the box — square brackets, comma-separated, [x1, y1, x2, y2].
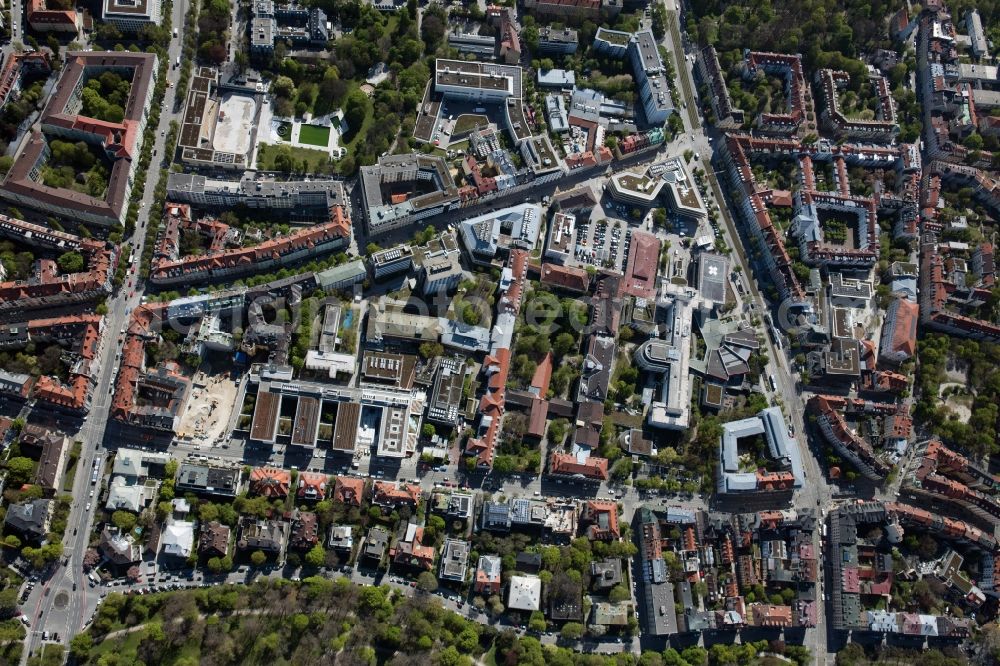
[27, 0, 77, 27]
[565, 151, 598, 169]
[149, 206, 351, 284]
[582, 500, 619, 540]
[468, 347, 510, 467]
[156, 204, 239, 263]
[296, 472, 328, 500]
[540, 262, 589, 294]
[26, 313, 103, 410]
[755, 470, 796, 490]
[5, 53, 156, 226]
[333, 476, 364, 506]
[743, 52, 806, 128]
[467, 252, 532, 469]
[751, 604, 793, 627]
[527, 397, 548, 438]
[622, 230, 660, 299]
[373, 481, 421, 506]
[0, 216, 116, 307]
[767, 189, 794, 207]
[0, 52, 50, 108]
[250, 466, 291, 498]
[549, 452, 608, 481]
[530, 352, 552, 397]
[501, 250, 528, 315]
[886, 298, 918, 359]
[391, 525, 435, 569]
[111, 305, 159, 421]
[290, 511, 319, 549]
[475, 558, 501, 593]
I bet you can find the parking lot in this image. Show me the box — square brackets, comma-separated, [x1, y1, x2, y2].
[568, 202, 632, 273]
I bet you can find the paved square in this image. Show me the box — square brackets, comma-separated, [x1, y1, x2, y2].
[213, 93, 257, 155]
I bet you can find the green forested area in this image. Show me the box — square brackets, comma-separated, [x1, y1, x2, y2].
[689, 0, 905, 59]
[688, 0, 930, 139]
[256, 0, 431, 175]
[75, 580, 810, 666]
[81, 72, 131, 124]
[689, 0, 1000, 61]
[40, 140, 110, 198]
[915, 336, 1000, 457]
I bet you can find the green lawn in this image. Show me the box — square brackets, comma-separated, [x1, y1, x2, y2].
[92, 628, 145, 659]
[256, 143, 332, 173]
[298, 124, 331, 147]
[62, 441, 82, 492]
[453, 114, 489, 135]
[342, 83, 373, 150]
[277, 122, 292, 140]
[38, 644, 64, 664]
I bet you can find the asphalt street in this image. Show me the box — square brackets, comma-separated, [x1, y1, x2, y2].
[659, 0, 833, 661]
[20, 3, 189, 659]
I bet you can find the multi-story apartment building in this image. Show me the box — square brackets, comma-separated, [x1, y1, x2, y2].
[369, 245, 415, 280]
[522, 0, 620, 21]
[537, 27, 579, 55]
[591, 29, 672, 125]
[593, 28, 630, 58]
[792, 189, 880, 268]
[0, 52, 52, 110]
[545, 212, 575, 264]
[630, 30, 674, 125]
[740, 51, 807, 134]
[0, 214, 117, 313]
[165, 173, 346, 211]
[808, 395, 891, 480]
[417, 233, 463, 296]
[966, 9, 988, 59]
[0, 52, 158, 227]
[695, 46, 746, 129]
[817, 69, 899, 142]
[27, 0, 80, 32]
[149, 207, 351, 286]
[249, 0, 329, 57]
[447, 30, 496, 59]
[878, 296, 918, 363]
[717, 134, 809, 306]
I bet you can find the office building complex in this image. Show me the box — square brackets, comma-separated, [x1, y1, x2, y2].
[103, 0, 162, 32]
[359, 153, 460, 237]
[434, 59, 523, 103]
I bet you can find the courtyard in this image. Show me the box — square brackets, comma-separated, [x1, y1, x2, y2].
[257, 101, 345, 168]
